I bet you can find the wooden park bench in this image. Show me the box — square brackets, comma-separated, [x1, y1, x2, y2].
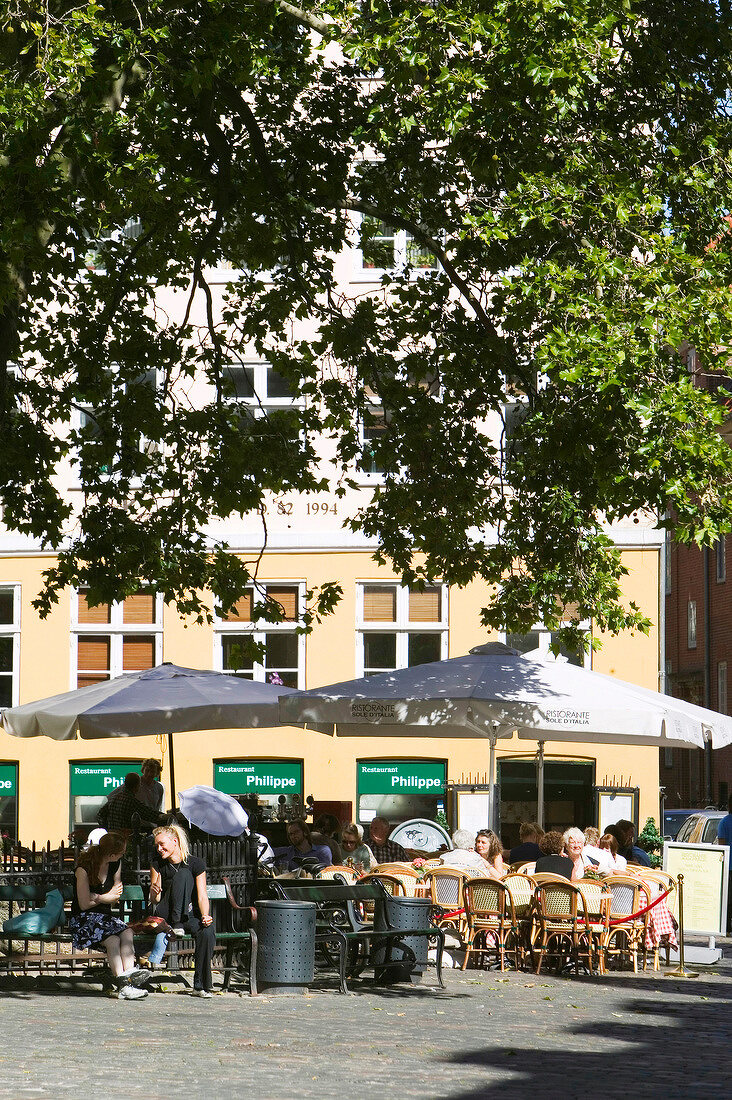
[0, 882, 257, 994]
[258, 877, 445, 994]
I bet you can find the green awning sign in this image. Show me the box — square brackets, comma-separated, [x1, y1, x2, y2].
[0, 764, 17, 796]
[214, 760, 303, 796]
[357, 760, 446, 795]
[70, 762, 140, 797]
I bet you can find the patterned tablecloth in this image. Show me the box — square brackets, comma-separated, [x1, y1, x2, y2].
[645, 894, 678, 949]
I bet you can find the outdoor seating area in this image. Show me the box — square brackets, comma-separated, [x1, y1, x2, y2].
[339, 858, 680, 978]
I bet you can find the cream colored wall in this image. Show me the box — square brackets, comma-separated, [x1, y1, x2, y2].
[0, 546, 661, 843]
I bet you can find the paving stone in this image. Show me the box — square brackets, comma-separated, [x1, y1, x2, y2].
[0, 940, 729, 1098]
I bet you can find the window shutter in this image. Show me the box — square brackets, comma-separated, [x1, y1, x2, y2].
[364, 586, 396, 622]
[267, 586, 299, 621]
[409, 587, 441, 622]
[78, 593, 110, 624]
[123, 593, 155, 624]
[222, 592, 253, 622]
[78, 636, 110, 671]
[123, 636, 155, 671]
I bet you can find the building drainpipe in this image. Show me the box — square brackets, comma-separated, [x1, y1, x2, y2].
[703, 545, 713, 805]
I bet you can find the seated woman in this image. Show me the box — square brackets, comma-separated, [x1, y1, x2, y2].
[598, 831, 627, 871]
[563, 827, 598, 881]
[148, 824, 215, 997]
[69, 830, 149, 1001]
[340, 822, 375, 872]
[534, 830, 574, 880]
[273, 820, 332, 872]
[474, 829, 505, 879]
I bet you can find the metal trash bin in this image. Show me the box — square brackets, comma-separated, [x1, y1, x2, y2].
[372, 895, 433, 984]
[256, 899, 316, 993]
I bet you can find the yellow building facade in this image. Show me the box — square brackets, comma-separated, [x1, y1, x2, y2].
[0, 535, 662, 847]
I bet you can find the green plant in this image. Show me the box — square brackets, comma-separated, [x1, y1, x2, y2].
[636, 817, 664, 868]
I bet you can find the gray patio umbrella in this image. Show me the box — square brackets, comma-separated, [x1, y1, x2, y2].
[279, 643, 732, 830]
[1, 662, 296, 797]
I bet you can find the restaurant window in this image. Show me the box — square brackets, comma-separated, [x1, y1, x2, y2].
[356, 759, 446, 826]
[73, 590, 162, 688]
[687, 600, 697, 650]
[0, 585, 20, 708]
[0, 763, 19, 844]
[215, 583, 305, 689]
[213, 759, 304, 823]
[69, 761, 142, 835]
[356, 582, 448, 677]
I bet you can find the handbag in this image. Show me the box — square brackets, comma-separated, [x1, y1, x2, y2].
[130, 914, 172, 935]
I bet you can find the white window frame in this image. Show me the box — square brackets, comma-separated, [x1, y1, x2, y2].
[687, 600, 697, 649]
[225, 361, 303, 418]
[716, 537, 726, 583]
[73, 367, 160, 487]
[503, 622, 592, 669]
[214, 581, 307, 689]
[356, 581, 449, 677]
[71, 591, 164, 689]
[352, 213, 439, 280]
[718, 661, 728, 715]
[0, 584, 21, 708]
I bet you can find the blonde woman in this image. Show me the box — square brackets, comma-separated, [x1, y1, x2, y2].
[340, 823, 375, 872]
[149, 824, 215, 997]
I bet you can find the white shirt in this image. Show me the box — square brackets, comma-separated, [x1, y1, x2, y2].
[440, 848, 494, 875]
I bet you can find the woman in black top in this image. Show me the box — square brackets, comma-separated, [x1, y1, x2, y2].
[534, 829, 575, 880]
[70, 830, 149, 1000]
[149, 824, 215, 997]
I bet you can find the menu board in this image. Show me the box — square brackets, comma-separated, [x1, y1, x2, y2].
[664, 842, 730, 936]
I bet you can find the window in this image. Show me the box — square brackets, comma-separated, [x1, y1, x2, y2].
[357, 583, 448, 676]
[355, 216, 437, 275]
[359, 399, 387, 476]
[223, 362, 303, 448]
[0, 586, 20, 708]
[687, 600, 697, 649]
[505, 621, 591, 668]
[215, 583, 305, 689]
[76, 367, 158, 480]
[73, 591, 162, 688]
[663, 747, 674, 769]
[717, 537, 726, 583]
[718, 661, 728, 715]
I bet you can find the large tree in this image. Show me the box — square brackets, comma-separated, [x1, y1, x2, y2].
[3, 0, 732, 646]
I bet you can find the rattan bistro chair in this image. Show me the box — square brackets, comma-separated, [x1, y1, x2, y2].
[603, 874, 651, 973]
[422, 868, 471, 939]
[462, 878, 521, 972]
[318, 865, 359, 884]
[371, 863, 421, 897]
[531, 881, 605, 976]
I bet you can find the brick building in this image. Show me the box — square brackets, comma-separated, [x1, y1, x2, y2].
[663, 356, 732, 809]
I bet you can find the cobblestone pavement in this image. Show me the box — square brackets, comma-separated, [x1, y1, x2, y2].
[1, 942, 729, 1099]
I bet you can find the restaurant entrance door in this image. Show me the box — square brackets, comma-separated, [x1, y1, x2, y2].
[497, 758, 595, 849]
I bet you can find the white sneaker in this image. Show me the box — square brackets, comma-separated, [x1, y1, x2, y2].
[191, 989, 212, 998]
[118, 984, 148, 1000]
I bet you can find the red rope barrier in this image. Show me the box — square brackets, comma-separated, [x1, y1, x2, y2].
[607, 886, 672, 926]
[438, 886, 673, 927]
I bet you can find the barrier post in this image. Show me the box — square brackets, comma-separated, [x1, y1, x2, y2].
[664, 873, 699, 980]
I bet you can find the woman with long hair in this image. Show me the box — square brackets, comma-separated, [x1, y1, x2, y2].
[70, 831, 149, 1000]
[148, 824, 215, 997]
[474, 829, 505, 879]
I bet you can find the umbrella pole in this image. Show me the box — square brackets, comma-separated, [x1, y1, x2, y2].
[536, 740, 545, 830]
[167, 732, 176, 809]
[488, 735, 496, 832]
